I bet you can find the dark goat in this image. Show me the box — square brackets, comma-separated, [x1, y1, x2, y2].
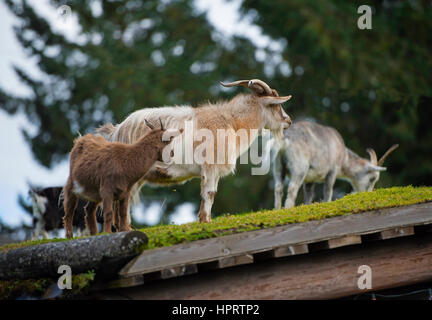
[30, 186, 103, 239]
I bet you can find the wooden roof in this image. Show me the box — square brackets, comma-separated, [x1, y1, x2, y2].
[92, 202, 432, 299]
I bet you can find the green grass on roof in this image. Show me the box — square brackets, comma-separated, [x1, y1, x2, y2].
[1, 186, 431, 254]
[140, 186, 432, 250]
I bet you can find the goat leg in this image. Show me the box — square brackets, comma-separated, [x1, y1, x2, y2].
[84, 201, 99, 235]
[323, 170, 337, 202]
[198, 168, 220, 223]
[284, 172, 306, 208]
[303, 183, 315, 204]
[118, 197, 132, 232]
[63, 181, 78, 239]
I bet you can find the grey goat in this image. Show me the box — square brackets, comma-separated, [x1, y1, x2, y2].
[269, 121, 398, 209]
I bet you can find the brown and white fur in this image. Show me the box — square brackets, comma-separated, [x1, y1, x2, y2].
[269, 121, 398, 208]
[63, 121, 181, 238]
[97, 79, 293, 223]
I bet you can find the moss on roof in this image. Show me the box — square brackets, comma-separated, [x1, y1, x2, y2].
[140, 186, 432, 250]
[0, 271, 95, 300]
[1, 186, 431, 254]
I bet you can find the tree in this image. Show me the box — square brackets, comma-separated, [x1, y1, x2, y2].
[240, 0, 432, 188]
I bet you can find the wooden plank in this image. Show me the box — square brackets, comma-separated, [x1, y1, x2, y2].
[274, 244, 308, 257]
[310, 235, 362, 251]
[104, 234, 432, 300]
[363, 226, 415, 242]
[327, 235, 362, 248]
[218, 254, 253, 268]
[119, 203, 432, 278]
[380, 226, 414, 240]
[160, 264, 197, 279]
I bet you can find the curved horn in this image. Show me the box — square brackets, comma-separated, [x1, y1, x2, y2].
[366, 148, 378, 165]
[220, 80, 249, 88]
[378, 144, 399, 166]
[159, 118, 164, 130]
[248, 79, 273, 96]
[220, 79, 273, 96]
[144, 119, 154, 130]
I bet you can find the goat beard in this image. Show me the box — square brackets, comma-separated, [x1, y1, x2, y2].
[271, 127, 284, 142]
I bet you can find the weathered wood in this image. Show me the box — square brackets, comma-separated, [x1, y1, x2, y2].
[218, 254, 253, 268]
[0, 231, 147, 280]
[103, 234, 432, 300]
[161, 264, 198, 279]
[363, 226, 415, 242]
[274, 244, 308, 257]
[379, 226, 414, 239]
[119, 203, 432, 278]
[310, 235, 362, 251]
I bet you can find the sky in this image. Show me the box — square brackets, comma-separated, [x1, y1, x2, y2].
[0, 0, 276, 228]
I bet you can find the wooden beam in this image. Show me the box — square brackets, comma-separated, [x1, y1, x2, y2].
[274, 244, 308, 257]
[363, 226, 415, 242]
[119, 203, 432, 278]
[161, 264, 198, 279]
[102, 234, 432, 300]
[309, 235, 362, 251]
[218, 254, 253, 268]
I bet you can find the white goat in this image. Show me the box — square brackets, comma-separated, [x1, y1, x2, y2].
[268, 121, 398, 208]
[98, 79, 292, 222]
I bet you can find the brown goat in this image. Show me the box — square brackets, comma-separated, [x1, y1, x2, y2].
[63, 120, 181, 238]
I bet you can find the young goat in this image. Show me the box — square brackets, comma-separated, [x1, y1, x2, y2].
[269, 121, 399, 208]
[63, 120, 181, 238]
[97, 79, 292, 223]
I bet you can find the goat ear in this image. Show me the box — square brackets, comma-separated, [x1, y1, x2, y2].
[260, 95, 292, 106]
[366, 163, 387, 172]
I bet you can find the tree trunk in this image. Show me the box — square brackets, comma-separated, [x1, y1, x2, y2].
[0, 231, 147, 280]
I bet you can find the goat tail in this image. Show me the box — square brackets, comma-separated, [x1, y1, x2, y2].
[95, 123, 117, 140]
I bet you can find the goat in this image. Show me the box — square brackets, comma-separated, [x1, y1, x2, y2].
[63, 120, 181, 238]
[29, 186, 104, 239]
[97, 79, 293, 223]
[269, 121, 398, 208]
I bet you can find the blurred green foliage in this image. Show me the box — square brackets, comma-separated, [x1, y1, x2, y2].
[1, 0, 431, 225]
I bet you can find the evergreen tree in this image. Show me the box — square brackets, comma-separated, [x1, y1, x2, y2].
[239, 0, 432, 188]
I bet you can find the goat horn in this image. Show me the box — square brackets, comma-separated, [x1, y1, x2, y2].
[144, 119, 154, 130]
[378, 144, 399, 166]
[159, 118, 164, 130]
[220, 79, 273, 96]
[248, 79, 273, 96]
[366, 148, 378, 165]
